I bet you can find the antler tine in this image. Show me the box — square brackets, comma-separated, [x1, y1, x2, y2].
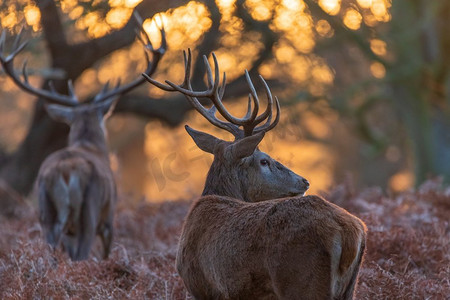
[182, 48, 193, 89]
[146, 50, 241, 137]
[253, 96, 280, 135]
[190, 99, 242, 137]
[0, 31, 6, 55]
[48, 81, 57, 93]
[12, 27, 24, 53]
[159, 17, 168, 53]
[0, 30, 78, 106]
[134, 12, 151, 46]
[168, 54, 258, 128]
[253, 75, 273, 124]
[92, 12, 167, 103]
[244, 70, 260, 123]
[144, 49, 283, 139]
[243, 96, 253, 119]
[218, 71, 227, 99]
[93, 80, 110, 102]
[243, 75, 279, 136]
[22, 59, 29, 83]
[115, 78, 121, 90]
[203, 54, 219, 91]
[207, 54, 251, 126]
[165, 54, 214, 98]
[67, 79, 77, 101]
[142, 48, 192, 92]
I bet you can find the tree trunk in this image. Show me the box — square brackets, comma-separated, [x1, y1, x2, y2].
[0, 101, 68, 194]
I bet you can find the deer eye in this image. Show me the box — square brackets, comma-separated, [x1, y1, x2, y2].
[260, 159, 269, 166]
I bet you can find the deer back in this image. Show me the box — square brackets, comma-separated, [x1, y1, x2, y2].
[177, 195, 366, 299]
[37, 103, 117, 261]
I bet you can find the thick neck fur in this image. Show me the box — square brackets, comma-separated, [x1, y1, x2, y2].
[68, 118, 109, 155]
[202, 158, 249, 201]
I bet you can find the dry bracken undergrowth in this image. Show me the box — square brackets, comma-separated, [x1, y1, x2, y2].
[0, 179, 449, 299]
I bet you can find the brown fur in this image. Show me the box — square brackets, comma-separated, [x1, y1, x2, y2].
[37, 108, 116, 261]
[177, 128, 366, 299]
[177, 195, 366, 300]
[145, 50, 367, 298]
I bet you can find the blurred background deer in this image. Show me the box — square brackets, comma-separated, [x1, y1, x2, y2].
[0, 15, 166, 260]
[145, 50, 367, 299]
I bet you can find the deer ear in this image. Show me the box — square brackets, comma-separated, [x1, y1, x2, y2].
[227, 131, 265, 160]
[185, 125, 221, 154]
[45, 104, 75, 125]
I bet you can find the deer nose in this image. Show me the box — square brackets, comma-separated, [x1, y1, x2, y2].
[302, 178, 310, 188]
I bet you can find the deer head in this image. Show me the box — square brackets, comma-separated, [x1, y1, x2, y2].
[144, 50, 309, 202]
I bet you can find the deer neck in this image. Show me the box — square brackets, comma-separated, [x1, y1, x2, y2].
[68, 125, 109, 156]
[201, 161, 250, 201]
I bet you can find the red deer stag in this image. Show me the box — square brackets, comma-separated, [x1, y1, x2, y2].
[144, 50, 367, 299]
[0, 16, 166, 260]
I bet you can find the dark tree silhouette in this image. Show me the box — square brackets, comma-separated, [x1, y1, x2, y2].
[0, 0, 283, 201]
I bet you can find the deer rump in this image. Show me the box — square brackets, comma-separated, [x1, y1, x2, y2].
[37, 148, 116, 260]
[177, 195, 366, 300]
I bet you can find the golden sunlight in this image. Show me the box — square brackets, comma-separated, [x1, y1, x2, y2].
[389, 171, 414, 193]
[312, 65, 334, 84]
[145, 1, 212, 50]
[109, 0, 142, 8]
[370, 62, 386, 78]
[217, 0, 236, 8]
[24, 5, 41, 30]
[216, 0, 237, 21]
[302, 111, 331, 139]
[142, 14, 168, 48]
[282, 0, 305, 11]
[275, 45, 296, 63]
[76, 11, 100, 30]
[69, 6, 84, 20]
[1, 10, 18, 29]
[124, 0, 143, 8]
[318, 0, 341, 16]
[106, 7, 132, 29]
[357, 0, 372, 9]
[371, 0, 389, 21]
[61, 0, 78, 13]
[370, 39, 387, 56]
[343, 8, 362, 30]
[136, 106, 334, 201]
[315, 19, 333, 37]
[245, 0, 273, 21]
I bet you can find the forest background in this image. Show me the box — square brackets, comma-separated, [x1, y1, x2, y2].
[1, 0, 449, 203]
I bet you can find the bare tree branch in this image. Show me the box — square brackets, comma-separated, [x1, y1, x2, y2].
[191, 1, 222, 89]
[235, 0, 278, 75]
[304, 0, 389, 67]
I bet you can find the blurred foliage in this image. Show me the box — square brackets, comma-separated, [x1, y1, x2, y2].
[0, 0, 449, 197]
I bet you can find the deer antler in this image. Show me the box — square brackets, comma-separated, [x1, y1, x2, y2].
[0, 12, 166, 106]
[0, 28, 78, 106]
[143, 49, 280, 140]
[91, 12, 166, 103]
